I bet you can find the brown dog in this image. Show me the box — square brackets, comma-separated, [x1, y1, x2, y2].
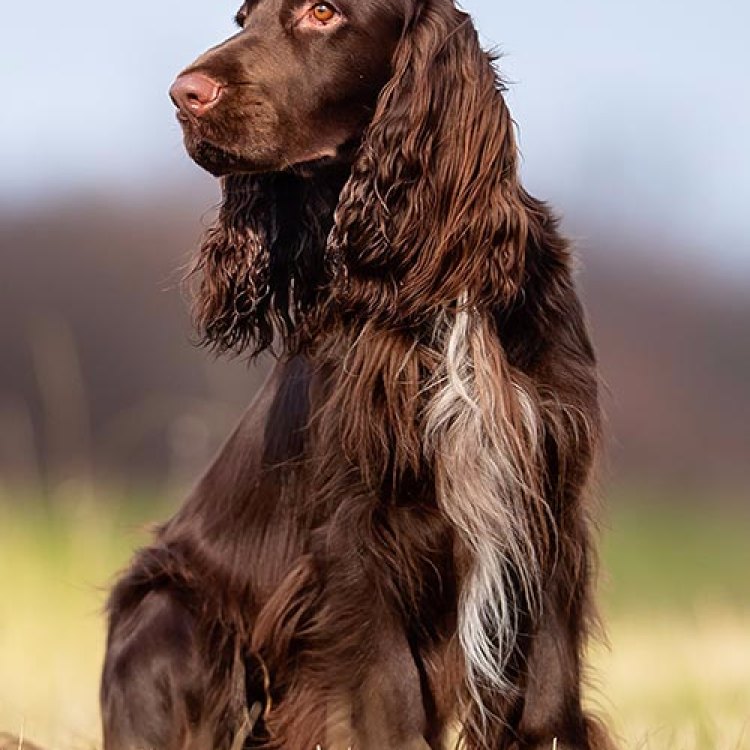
[101, 1, 613, 748]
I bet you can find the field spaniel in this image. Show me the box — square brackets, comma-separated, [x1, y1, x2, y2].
[101, 0, 613, 748]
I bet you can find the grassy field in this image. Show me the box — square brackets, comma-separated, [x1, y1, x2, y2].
[0, 488, 748, 749]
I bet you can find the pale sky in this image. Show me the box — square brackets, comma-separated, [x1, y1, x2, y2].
[2, 0, 748, 270]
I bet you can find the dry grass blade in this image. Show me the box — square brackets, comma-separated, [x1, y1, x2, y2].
[0, 731, 44, 750]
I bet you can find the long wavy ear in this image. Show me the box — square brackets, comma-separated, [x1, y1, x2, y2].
[189, 171, 335, 357]
[328, 0, 553, 325]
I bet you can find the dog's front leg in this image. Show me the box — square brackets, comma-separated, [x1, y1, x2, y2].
[101, 588, 231, 750]
[350, 619, 431, 750]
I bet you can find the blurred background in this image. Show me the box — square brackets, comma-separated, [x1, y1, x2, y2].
[1, 0, 748, 747]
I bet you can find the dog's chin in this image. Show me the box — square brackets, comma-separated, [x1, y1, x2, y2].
[187, 140, 279, 177]
[186, 137, 358, 178]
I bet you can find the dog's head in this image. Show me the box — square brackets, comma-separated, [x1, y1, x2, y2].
[175, 0, 553, 356]
[171, 0, 405, 176]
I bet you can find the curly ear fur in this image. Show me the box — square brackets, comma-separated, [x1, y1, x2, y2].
[189, 172, 337, 357]
[190, 0, 554, 354]
[328, 0, 539, 326]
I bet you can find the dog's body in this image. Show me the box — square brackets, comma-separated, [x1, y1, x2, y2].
[101, 1, 613, 748]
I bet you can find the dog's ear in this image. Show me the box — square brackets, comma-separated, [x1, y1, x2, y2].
[328, 0, 556, 326]
[189, 172, 333, 357]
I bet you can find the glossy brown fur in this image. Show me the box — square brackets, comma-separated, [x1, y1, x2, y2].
[102, 0, 614, 748]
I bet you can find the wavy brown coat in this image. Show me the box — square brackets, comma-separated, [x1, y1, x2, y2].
[101, 0, 614, 748]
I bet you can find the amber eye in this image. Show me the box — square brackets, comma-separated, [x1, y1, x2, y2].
[311, 3, 337, 23]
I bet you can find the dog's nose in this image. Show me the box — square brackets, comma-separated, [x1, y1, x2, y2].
[169, 73, 222, 116]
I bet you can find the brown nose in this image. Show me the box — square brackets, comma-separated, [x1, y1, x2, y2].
[169, 73, 222, 116]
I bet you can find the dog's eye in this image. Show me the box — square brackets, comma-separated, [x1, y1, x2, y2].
[311, 3, 337, 23]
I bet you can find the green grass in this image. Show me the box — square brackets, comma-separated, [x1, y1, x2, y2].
[590, 497, 750, 748]
[601, 496, 750, 614]
[0, 489, 748, 749]
[0, 489, 158, 749]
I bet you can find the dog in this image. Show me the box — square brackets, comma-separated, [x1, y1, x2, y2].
[101, 1, 613, 748]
